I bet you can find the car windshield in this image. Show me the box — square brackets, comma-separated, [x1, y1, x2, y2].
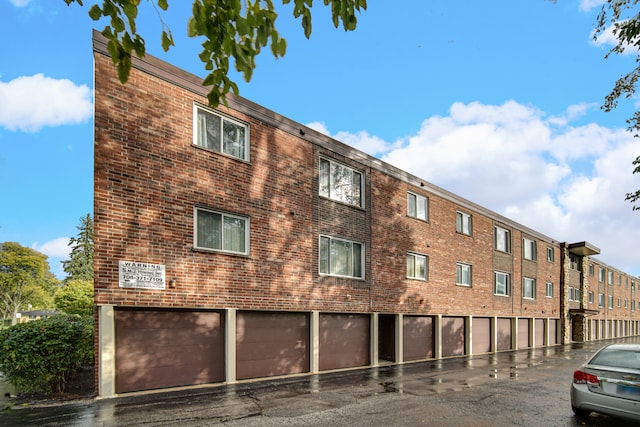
[590, 348, 640, 370]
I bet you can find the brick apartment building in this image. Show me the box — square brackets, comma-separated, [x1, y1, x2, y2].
[92, 31, 639, 397]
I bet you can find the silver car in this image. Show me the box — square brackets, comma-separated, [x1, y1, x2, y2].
[571, 343, 640, 421]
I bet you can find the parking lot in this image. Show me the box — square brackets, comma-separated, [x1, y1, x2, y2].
[1, 337, 639, 426]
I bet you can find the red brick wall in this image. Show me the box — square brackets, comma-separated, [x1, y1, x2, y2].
[94, 49, 566, 319]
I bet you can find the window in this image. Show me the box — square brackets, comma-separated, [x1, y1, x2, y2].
[608, 271, 613, 285]
[573, 288, 581, 301]
[598, 293, 604, 308]
[588, 291, 594, 304]
[568, 287, 574, 301]
[194, 105, 249, 161]
[494, 271, 511, 296]
[598, 268, 605, 282]
[456, 263, 472, 287]
[546, 247, 554, 262]
[617, 297, 621, 307]
[523, 238, 537, 261]
[608, 295, 614, 309]
[618, 275, 622, 285]
[319, 235, 364, 278]
[456, 211, 472, 235]
[589, 264, 594, 276]
[194, 207, 249, 255]
[319, 158, 363, 207]
[569, 255, 579, 270]
[407, 253, 428, 280]
[546, 282, 553, 298]
[523, 277, 536, 299]
[407, 192, 428, 221]
[494, 226, 511, 253]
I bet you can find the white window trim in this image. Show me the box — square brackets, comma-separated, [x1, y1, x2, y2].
[319, 157, 364, 208]
[523, 238, 537, 261]
[545, 282, 553, 298]
[193, 207, 250, 255]
[318, 235, 365, 279]
[523, 277, 536, 300]
[456, 262, 472, 287]
[456, 211, 472, 236]
[546, 247, 554, 263]
[193, 104, 250, 161]
[494, 271, 511, 296]
[407, 192, 428, 221]
[494, 226, 511, 253]
[406, 252, 429, 280]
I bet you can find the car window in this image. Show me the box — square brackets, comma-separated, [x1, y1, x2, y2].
[591, 348, 640, 370]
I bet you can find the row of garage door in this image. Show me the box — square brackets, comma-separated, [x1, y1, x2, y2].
[114, 309, 558, 393]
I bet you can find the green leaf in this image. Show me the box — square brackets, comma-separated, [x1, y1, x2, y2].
[158, 0, 168, 11]
[88, 4, 102, 20]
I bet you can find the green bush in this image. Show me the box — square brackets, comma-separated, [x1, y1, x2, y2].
[0, 314, 94, 395]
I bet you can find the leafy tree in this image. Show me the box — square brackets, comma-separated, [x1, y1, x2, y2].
[55, 279, 94, 317]
[62, 214, 94, 282]
[0, 242, 59, 325]
[0, 314, 94, 395]
[594, 1, 640, 209]
[64, 0, 367, 106]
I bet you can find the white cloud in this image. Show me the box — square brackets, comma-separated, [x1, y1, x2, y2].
[305, 121, 402, 156]
[0, 74, 93, 132]
[579, 0, 605, 13]
[32, 237, 70, 259]
[318, 100, 640, 276]
[9, 0, 33, 6]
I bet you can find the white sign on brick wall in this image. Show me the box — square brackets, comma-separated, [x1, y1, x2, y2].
[118, 261, 166, 290]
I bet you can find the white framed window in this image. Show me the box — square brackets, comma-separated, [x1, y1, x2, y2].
[546, 247, 554, 263]
[456, 211, 472, 236]
[589, 264, 594, 276]
[494, 226, 511, 253]
[607, 271, 613, 285]
[588, 291, 594, 304]
[194, 207, 249, 255]
[407, 252, 428, 280]
[456, 263, 472, 287]
[523, 277, 536, 299]
[598, 268, 605, 282]
[598, 293, 604, 308]
[608, 295, 613, 309]
[617, 297, 621, 307]
[407, 192, 428, 221]
[319, 158, 363, 207]
[319, 235, 364, 279]
[523, 238, 537, 261]
[194, 104, 249, 161]
[494, 271, 511, 296]
[546, 282, 553, 298]
[572, 287, 581, 301]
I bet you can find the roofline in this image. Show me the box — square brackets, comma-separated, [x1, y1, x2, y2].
[92, 30, 565, 245]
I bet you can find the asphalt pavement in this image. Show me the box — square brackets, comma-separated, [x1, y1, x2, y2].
[1, 337, 639, 426]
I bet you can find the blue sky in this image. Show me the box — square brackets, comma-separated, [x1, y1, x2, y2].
[2, 0, 640, 279]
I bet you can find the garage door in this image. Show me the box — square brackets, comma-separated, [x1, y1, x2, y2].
[236, 311, 309, 380]
[320, 313, 370, 370]
[442, 317, 465, 357]
[115, 309, 224, 393]
[403, 316, 434, 361]
[497, 318, 512, 351]
[518, 318, 530, 349]
[471, 317, 491, 354]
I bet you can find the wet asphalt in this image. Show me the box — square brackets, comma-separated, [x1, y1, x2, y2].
[1, 337, 639, 426]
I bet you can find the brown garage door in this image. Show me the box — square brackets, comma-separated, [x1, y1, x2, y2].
[236, 311, 309, 380]
[518, 318, 530, 349]
[403, 316, 434, 361]
[549, 319, 558, 344]
[497, 318, 512, 351]
[115, 309, 224, 393]
[535, 319, 545, 347]
[442, 317, 465, 357]
[320, 313, 370, 370]
[471, 317, 491, 354]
